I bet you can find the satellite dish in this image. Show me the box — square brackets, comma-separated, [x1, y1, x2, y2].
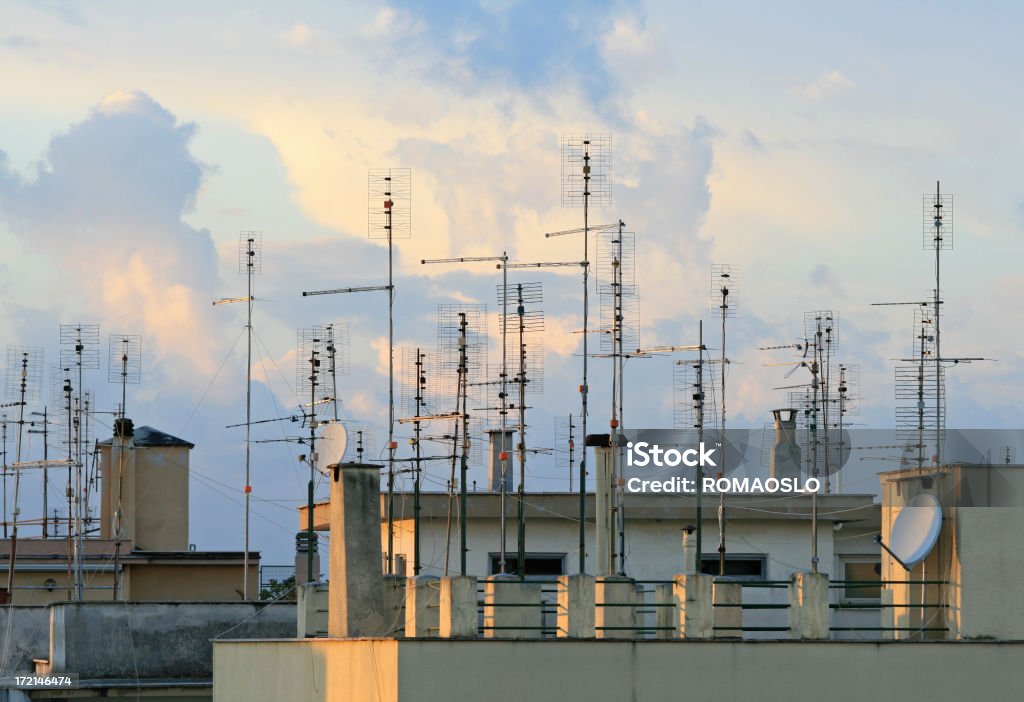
[317, 423, 348, 474]
[889, 493, 942, 568]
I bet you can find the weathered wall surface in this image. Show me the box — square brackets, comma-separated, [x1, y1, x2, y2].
[214, 638, 1024, 702]
[0, 606, 50, 674]
[49, 602, 295, 680]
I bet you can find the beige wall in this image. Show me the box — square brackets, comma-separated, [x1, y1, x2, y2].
[99, 442, 190, 551]
[214, 639, 397, 702]
[126, 563, 258, 602]
[213, 638, 1023, 702]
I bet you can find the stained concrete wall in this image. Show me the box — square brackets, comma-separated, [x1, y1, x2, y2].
[213, 638, 1024, 702]
[0, 606, 50, 673]
[49, 602, 295, 680]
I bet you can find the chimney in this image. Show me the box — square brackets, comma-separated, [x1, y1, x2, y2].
[328, 463, 387, 638]
[486, 429, 515, 492]
[770, 409, 801, 480]
[588, 433, 615, 576]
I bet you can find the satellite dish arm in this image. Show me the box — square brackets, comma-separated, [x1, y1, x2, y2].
[874, 534, 911, 572]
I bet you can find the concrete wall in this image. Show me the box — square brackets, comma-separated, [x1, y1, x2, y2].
[0, 606, 50, 673]
[213, 638, 1024, 702]
[213, 639, 397, 702]
[49, 602, 295, 680]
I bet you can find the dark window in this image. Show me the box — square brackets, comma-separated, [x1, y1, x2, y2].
[842, 560, 882, 600]
[699, 555, 766, 579]
[489, 553, 565, 577]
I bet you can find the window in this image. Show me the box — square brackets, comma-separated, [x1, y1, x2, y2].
[488, 553, 566, 577]
[841, 559, 881, 601]
[699, 554, 766, 579]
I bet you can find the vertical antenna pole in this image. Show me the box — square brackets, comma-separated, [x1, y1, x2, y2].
[517, 287, 527, 578]
[41, 408, 48, 539]
[307, 342, 319, 584]
[933, 181, 943, 468]
[243, 237, 255, 598]
[386, 185, 397, 576]
[695, 321, 704, 565]
[1, 419, 6, 540]
[74, 339, 84, 600]
[6, 354, 29, 602]
[499, 254, 509, 575]
[810, 322, 821, 574]
[113, 342, 128, 600]
[63, 373, 72, 599]
[717, 277, 728, 576]
[413, 349, 423, 576]
[579, 142, 591, 576]
[459, 314, 469, 576]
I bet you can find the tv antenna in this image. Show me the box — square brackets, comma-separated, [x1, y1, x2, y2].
[323, 323, 350, 422]
[3, 346, 42, 602]
[552, 131, 613, 575]
[400, 347, 432, 576]
[499, 281, 544, 578]
[302, 167, 410, 575]
[421, 252, 514, 573]
[296, 327, 325, 584]
[672, 323, 714, 567]
[436, 304, 488, 575]
[59, 323, 98, 600]
[213, 231, 261, 599]
[499, 256, 590, 571]
[710, 264, 738, 575]
[107, 333, 141, 600]
[554, 415, 580, 488]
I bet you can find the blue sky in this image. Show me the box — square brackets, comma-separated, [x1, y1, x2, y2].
[0, 0, 1022, 565]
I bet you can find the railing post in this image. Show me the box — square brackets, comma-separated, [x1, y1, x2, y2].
[439, 575, 477, 638]
[713, 577, 742, 639]
[672, 573, 713, 639]
[557, 574, 595, 638]
[788, 572, 830, 640]
[405, 575, 440, 638]
[595, 575, 638, 639]
[655, 584, 677, 640]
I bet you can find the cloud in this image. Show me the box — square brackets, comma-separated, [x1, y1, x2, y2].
[0, 90, 223, 384]
[809, 263, 847, 298]
[281, 22, 329, 50]
[798, 69, 855, 100]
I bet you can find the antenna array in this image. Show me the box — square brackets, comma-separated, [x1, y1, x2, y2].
[561, 133, 613, 207]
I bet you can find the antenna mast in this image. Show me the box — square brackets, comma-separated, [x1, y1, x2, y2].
[107, 334, 142, 600]
[711, 264, 738, 575]
[213, 231, 261, 600]
[59, 324, 98, 600]
[302, 168, 410, 575]
[4, 347, 42, 603]
[557, 132, 612, 574]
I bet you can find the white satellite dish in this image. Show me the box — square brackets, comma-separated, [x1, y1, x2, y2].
[317, 423, 348, 474]
[889, 493, 942, 568]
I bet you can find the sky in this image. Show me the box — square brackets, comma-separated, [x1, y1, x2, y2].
[1, 0, 1022, 567]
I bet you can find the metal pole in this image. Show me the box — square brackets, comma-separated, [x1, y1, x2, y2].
[6, 354, 28, 602]
[718, 286, 727, 576]
[64, 374, 73, 600]
[459, 315, 469, 576]
[413, 349, 423, 576]
[810, 325, 821, 574]
[517, 287, 527, 578]
[386, 204, 396, 576]
[579, 143, 591, 575]
[243, 237, 255, 599]
[500, 254, 509, 575]
[307, 345, 319, 584]
[41, 409, 48, 538]
[695, 322, 704, 567]
[933, 181, 942, 468]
